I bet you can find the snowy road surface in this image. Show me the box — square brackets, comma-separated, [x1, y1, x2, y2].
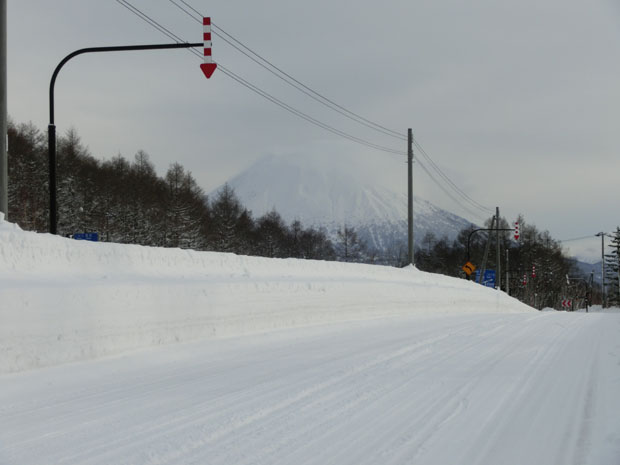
[2, 311, 619, 465]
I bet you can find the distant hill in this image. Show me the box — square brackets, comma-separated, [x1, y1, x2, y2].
[212, 152, 476, 256]
[573, 260, 602, 284]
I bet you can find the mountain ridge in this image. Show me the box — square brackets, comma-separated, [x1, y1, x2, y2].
[212, 152, 477, 254]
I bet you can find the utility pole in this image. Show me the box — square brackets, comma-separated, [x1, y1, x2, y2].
[596, 232, 606, 307]
[0, 0, 7, 218]
[506, 249, 510, 295]
[496, 206, 501, 290]
[408, 128, 414, 266]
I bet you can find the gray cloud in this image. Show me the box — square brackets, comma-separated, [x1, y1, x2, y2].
[7, 0, 620, 239]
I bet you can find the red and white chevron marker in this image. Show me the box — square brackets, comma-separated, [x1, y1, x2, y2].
[200, 17, 217, 79]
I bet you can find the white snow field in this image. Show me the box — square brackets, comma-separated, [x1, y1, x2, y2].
[2, 214, 620, 464]
[0, 214, 529, 374]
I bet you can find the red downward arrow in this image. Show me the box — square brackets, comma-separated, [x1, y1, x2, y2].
[200, 63, 217, 79]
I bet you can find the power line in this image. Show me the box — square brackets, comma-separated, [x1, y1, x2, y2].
[177, 0, 202, 17]
[167, 0, 407, 142]
[115, 0, 406, 157]
[558, 234, 604, 243]
[117, 0, 493, 220]
[116, 0, 183, 44]
[217, 65, 406, 155]
[416, 158, 490, 223]
[413, 139, 494, 214]
[168, 0, 493, 216]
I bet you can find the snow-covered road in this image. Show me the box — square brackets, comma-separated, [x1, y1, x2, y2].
[2, 311, 619, 465]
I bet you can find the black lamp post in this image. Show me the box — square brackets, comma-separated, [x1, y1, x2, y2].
[48, 42, 202, 234]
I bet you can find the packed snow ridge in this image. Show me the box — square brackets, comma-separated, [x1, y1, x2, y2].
[0, 213, 532, 373]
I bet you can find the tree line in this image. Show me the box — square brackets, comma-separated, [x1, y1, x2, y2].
[8, 119, 604, 308]
[7, 120, 336, 260]
[413, 215, 606, 308]
[604, 228, 620, 307]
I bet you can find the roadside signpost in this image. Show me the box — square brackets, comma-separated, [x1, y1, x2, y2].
[73, 232, 99, 242]
[462, 261, 476, 276]
[475, 269, 496, 288]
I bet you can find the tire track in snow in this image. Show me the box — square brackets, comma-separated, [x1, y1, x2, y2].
[4, 313, 615, 465]
[21, 317, 491, 465]
[305, 313, 556, 465]
[189, 315, 528, 465]
[460, 313, 600, 465]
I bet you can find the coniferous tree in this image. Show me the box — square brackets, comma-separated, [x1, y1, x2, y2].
[301, 227, 335, 260]
[7, 120, 48, 231]
[604, 227, 620, 306]
[56, 128, 99, 236]
[101, 154, 133, 243]
[254, 210, 288, 258]
[127, 150, 163, 245]
[336, 225, 365, 262]
[208, 184, 246, 253]
[6, 119, 339, 261]
[164, 163, 207, 249]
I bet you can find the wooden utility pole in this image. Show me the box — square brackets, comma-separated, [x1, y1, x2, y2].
[408, 128, 414, 265]
[0, 0, 7, 218]
[596, 232, 606, 307]
[496, 206, 501, 290]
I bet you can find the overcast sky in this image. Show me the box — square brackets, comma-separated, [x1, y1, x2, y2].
[7, 0, 620, 250]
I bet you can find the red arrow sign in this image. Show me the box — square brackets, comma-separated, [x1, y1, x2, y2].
[200, 63, 217, 79]
[200, 17, 217, 79]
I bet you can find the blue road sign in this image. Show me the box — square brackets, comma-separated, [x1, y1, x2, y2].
[73, 232, 99, 242]
[475, 269, 496, 288]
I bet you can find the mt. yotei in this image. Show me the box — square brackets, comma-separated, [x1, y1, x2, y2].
[212, 152, 477, 256]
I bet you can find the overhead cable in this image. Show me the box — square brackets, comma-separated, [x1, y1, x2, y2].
[413, 140, 494, 214]
[167, 0, 407, 142]
[169, 0, 494, 216]
[117, 0, 493, 219]
[116, 0, 406, 157]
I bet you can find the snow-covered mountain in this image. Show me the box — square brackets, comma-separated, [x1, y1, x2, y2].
[212, 152, 476, 255]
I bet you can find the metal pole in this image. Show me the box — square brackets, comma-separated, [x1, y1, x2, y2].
[0, 0, 7, 218]
[48, 42, 202, 234]
[496, 206, 501, 290]
[602, 234, 605, 307]
[48, 125, 57, 233]
[467, 227, 513, 264]
[596, 232, 606, 307]
[408, 128, 414, 265]
[506, 249, 510, 295]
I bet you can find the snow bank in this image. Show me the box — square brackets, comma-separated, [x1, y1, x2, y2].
[0, 214, 533, 373]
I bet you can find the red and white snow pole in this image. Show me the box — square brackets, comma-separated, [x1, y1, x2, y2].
[513, 221, 520, 241]
[200, 17, 217, 79]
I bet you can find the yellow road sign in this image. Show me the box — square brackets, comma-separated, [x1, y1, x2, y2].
[462, 261, 476, 276]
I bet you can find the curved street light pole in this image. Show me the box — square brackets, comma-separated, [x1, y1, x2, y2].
[48, 42, 201, 235]
[467, 227, 514, 262]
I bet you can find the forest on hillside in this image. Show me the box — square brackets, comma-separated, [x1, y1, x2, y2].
[8, 119, 606, 308]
